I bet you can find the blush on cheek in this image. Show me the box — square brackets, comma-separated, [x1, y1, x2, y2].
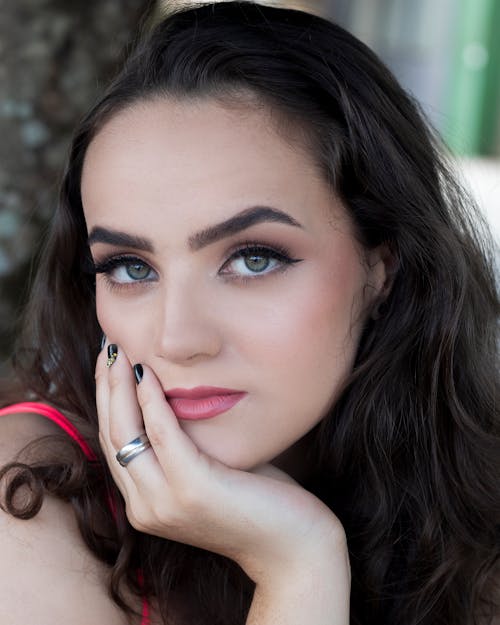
[276, 273, 361, 352]
[95, 290, 116, 338]
[95, 290, 141, 358]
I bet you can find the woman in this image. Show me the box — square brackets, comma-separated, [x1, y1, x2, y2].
[0, 2, 498, 624]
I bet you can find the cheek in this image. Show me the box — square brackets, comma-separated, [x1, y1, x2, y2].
[232, 261, 366, 422]
[234, 268, 364, 372]
[95, 286, 153, 359]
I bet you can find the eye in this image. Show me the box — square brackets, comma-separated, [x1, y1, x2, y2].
[220, 243, 302, 279]
[123, 260, 151, 281]
[93, 255, 157, 286]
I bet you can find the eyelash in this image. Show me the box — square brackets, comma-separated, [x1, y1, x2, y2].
[92, 241, 302, 290]
[93, 255, 154, 291]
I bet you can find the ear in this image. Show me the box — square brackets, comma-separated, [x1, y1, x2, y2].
[365, 243, 398, 319]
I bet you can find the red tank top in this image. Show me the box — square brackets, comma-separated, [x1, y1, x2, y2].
[0, 402, 150, 625]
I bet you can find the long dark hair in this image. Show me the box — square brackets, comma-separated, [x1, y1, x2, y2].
[2, 2, 499, 624]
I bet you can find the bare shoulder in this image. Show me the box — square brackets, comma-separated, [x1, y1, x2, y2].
[0, 413, 130, 624]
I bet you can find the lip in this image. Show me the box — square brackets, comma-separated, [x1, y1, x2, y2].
[165, 386, 243, 399]
[165, 387, 247, 420]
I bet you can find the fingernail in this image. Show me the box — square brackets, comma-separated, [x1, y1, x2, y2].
[133, 364, 143, 384]
[100, 333, 107, 350]
[106, 344, 118, 367]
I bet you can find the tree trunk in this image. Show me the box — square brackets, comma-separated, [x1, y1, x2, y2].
[0, 0, 154, 368]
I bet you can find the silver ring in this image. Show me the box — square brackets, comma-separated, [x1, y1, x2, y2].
[116, 433, 151, 467]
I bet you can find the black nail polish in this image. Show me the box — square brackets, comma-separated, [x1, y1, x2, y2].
[100, 333, 107, 350]
[133, 364, 143, 384]
[106, 344, 118, 367]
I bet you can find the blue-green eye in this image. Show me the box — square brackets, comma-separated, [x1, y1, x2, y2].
[220, 244, 302, 279]
[125, 261, 151, 280]
[93, 255, 156, 285]
[242, 253, 271, 273]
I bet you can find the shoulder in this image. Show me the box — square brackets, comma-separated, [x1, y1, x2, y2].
[0, 495, 131, 624]
[0, 412, 129, 624]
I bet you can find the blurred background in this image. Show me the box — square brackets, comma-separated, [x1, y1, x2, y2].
[0, 0, 499, 367]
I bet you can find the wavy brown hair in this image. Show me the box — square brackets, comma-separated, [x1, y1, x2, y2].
[1, 2, 499, 624]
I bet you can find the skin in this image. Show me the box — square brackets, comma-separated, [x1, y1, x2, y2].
[82, 97, 390, 623]
[0, 413, 138, 624]
[82, 97, 388, 473]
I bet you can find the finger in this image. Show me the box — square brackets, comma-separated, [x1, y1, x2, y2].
[95, 341, 136, 515]
[106, 345, 145, 448]
[95, 341, 112, 456]
[134, 363, 206, 489]
[106, 359, 180, 535]
[105, 347, 160, 480]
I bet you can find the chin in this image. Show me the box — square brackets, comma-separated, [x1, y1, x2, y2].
[179, 420, 274, 470]
[195, 438, 274, 472]
[210, 449, 268, 472]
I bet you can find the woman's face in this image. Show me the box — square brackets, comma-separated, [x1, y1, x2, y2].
[82, 97, 387, 472]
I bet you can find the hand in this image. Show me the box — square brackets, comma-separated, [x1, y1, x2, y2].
[96, 344, 349, 591]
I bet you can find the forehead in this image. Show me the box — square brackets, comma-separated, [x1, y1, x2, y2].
[82, 96, 319, 182]
[81, 97, 344, 235]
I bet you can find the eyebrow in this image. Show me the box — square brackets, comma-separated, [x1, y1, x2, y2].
[87, 228, 153, 251]
[188, 206, 303, 251]
[87, 206, 303, 252]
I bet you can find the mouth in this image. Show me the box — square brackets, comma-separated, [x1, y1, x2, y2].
[164, 386, 247, 420]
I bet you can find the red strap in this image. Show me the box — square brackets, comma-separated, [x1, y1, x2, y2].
[137, 570, 151, 625]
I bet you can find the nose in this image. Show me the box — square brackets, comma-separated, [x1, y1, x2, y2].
[153, 279, 223, 365]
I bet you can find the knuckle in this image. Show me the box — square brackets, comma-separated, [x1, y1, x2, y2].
[136, 385, 154, 409]
[144, 421, 167, 448]
[125, 498, 147, 530]
[126, 502, 169, 535]
[126, 507, 146, 532]
[109, 421, 124, 449]
[129, 517, 145, 533]
[108, 372, 121, 391]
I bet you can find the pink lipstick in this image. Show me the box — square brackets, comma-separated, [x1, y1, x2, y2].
[165, 386, 246, 420]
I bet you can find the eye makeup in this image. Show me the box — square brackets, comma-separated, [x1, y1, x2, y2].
[219, 241, 303, 281]
[91, 238, 303, 291]
[92, 254, 157, 291]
